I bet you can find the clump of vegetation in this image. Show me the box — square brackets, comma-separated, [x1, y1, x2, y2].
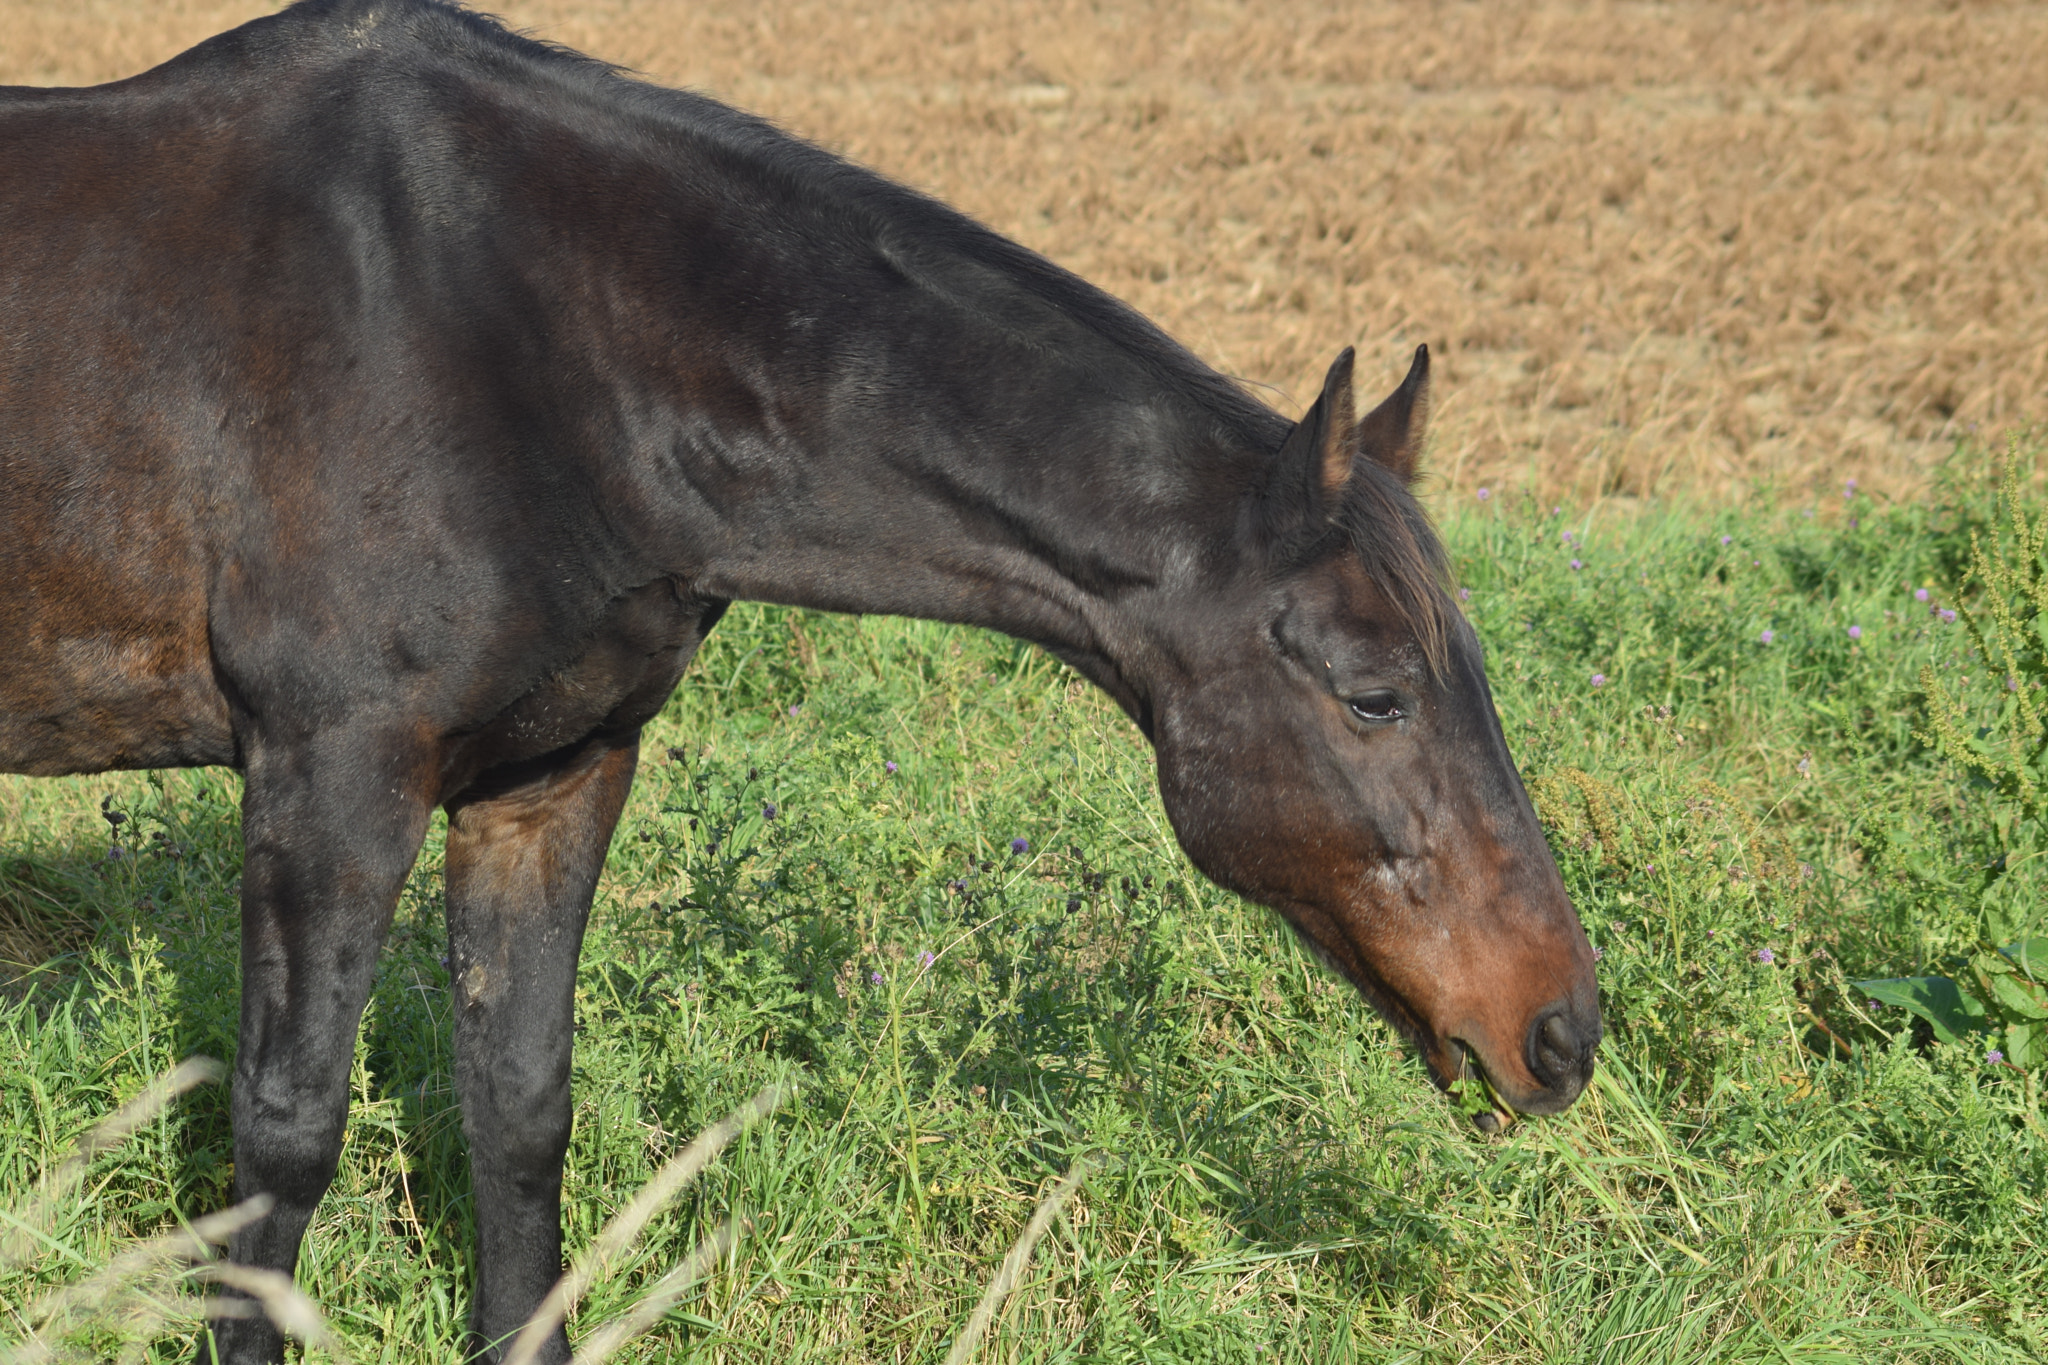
[3, 445, 2045, 1362]
[1857, 451, 2048, 1067]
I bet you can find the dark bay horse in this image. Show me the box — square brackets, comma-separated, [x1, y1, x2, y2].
[0, 1, 1599, 1359]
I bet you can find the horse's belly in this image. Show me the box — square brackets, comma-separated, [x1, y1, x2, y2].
[0, 626, 235, 776]
[0, 506, 234, 776]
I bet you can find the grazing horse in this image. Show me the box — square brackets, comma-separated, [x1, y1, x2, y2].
[0, 1, 1600, 1359]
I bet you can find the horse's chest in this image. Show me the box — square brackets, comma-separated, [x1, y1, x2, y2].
[453, 579, 716, 777]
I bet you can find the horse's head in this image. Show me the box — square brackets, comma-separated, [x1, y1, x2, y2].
[1153, 346, 1599, 1123]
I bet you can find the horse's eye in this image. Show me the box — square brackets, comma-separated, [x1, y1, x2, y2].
[1348, 691, 1404, 724]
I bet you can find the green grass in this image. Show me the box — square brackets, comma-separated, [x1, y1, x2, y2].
[3, 446, 2046, 1362]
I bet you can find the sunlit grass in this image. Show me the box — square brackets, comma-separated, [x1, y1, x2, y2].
[2, 449, 2044, 1361]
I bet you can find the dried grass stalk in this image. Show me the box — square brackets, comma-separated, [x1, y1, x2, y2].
[196, 1263, 350, 1364]
[501, 1082, 791, 1365]
[941, 1157, 1093, 1365]
[1, 1056, 224, 1270]
[566, 1216, 742, 1365]
[3, 1197, 271, 1365]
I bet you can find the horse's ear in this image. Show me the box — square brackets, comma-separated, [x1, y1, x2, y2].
[1355, 344, 1430, 484]
[1270, 348, 1358, 520]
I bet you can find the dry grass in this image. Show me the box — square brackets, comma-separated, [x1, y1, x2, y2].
[6, 0, 2045, 500]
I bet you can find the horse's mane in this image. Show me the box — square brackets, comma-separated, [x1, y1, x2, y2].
[291, 0, 1287, 447]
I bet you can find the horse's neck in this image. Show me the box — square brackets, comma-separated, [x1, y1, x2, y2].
[619, 219, 1272, 705]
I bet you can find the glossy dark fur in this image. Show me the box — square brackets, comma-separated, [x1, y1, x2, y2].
[0, 3, 1600, 1360]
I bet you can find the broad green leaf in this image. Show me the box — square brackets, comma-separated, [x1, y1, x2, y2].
[2006, 1021, 2042, 1067]
[2004, 937, 2048, 979]
[1987, 971, 2048, 1020]
[1854, 977, 1991, 1044]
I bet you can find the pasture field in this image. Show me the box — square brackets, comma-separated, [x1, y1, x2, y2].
[3, 0, 2046, 502]
[5, 2, 2048, 1360]
[4, 450, 2046, 1361]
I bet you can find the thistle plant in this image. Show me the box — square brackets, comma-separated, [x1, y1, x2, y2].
[1918, 452, 2048, 845]
[1864, 449, 2048, 1066]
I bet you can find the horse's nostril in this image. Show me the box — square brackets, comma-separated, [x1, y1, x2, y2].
[1527, 1006, 1597, 1091]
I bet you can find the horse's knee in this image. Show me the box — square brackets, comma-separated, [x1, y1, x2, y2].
[231, 1073, 351, 1204]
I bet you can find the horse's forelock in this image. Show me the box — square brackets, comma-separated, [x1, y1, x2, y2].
[1321, 460, 1455, 677]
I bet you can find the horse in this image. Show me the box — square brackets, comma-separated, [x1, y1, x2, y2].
[0, 1, 1600, 1359]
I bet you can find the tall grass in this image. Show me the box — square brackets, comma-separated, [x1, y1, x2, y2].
[2, 447, 2044, 1361]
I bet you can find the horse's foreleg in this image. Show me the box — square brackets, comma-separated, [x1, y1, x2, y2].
[443, 737, 640, 1364]
[208, 735, 438, 1365]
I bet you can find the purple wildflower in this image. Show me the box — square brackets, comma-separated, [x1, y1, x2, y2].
[1868, 999, 1882, 1010]
[1552, 506, 1562, 516]
[1755, 947, 1775, 964]
[1010, 837, 1029, 855]
[1591, 673, 1607, 688]
[870, 971, 884, 986]
[885, 760, 898, 774]
[789, 704, 801, 717]
[1591, 946, 1604, 961]
[1915, 588, 1930, 602]
[918, 950, 935, 968]
[1988, 1048, 2005, 1065]
[1476, 487, 1491, 501]
[1720, 535, 1732, 546]
[1561, 529, 1575, 544]
[1570, 558, 1583, 571]
[1459, 587, 1472, 602]
[1847, 625, 1862, 640]
[1844, 478, 1857, 497]
[1940, 609, 1958, 624]
[763, 802, 777, 820]
[1760, 629, 1774, 644]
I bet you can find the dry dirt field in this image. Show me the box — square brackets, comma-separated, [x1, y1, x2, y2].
[7, 0, 2045, 502]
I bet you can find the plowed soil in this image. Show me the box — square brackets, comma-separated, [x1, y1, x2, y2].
[9, 0, 2045, 500]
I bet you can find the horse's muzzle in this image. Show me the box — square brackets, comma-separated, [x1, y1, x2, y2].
[1514, 996, 1602, 1114]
